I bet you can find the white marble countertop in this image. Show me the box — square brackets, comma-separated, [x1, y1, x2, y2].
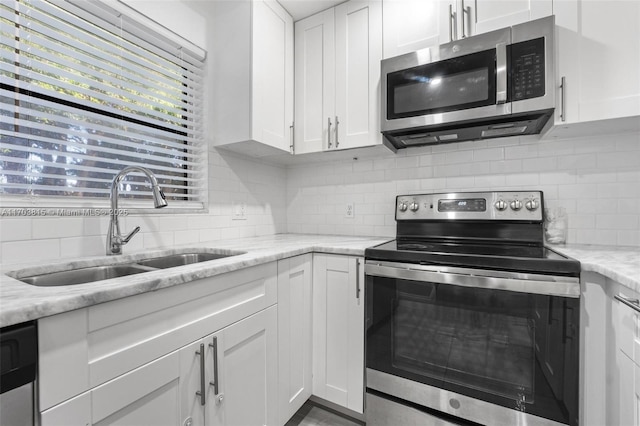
[551, 244, 640, 293]
[0, 234, 388, 328]
[2, 233, 638, 328]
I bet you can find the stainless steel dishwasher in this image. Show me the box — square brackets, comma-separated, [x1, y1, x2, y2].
[0, 321, 37, 426]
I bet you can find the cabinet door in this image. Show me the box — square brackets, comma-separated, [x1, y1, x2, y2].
[252, 0, 294, 152]
[294, 9, 335, 154]
[334, 0, 382, 150]
[312, 254, 365, 414]
[179, 339, 208, 426]
[383, 0, 450, 58]
[212, 306, 278, 426]
[555, 0, 640, 125]
[277, 255, 313, 424]
[473, 0, 551, 35]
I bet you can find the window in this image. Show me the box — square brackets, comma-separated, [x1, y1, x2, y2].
[0, 0, 206, 209]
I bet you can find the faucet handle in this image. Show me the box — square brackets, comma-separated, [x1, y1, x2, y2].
[122, 226, 141, 244]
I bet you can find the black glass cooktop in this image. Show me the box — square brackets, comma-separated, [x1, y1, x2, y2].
[365, 238, 580, 277]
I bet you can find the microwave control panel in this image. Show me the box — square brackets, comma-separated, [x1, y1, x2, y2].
[508, 37, 545, 101]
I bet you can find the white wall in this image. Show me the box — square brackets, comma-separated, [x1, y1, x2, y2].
[286, 132, 640, 247]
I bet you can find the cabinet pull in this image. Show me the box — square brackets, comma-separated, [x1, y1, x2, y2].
[560, 76, 566, 122]
[615, 294, 640, 313]
[327, 117, 333, 149]
[449, 4, 456, 42]
[195, 343, 206, 406]
[356, 258, 361, 300]
[209, 337, 220, 395]
[335, 116, 340, 148]
[289, 122, 294, 154]
[461, 1, 469, 38]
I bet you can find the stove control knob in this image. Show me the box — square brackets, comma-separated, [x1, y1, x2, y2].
[398, 202, 408, 212]
[410, 202, 419, 212]
[494, 200, 508, 211]
[510, 199, 523, 211]
[525, 199, 540, 211]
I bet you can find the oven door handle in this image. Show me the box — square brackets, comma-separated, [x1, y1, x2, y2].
[365, 262, 580, 298]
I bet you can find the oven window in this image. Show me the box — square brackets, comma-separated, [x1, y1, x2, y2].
[387, 50, 497, 119]
[366, 275, 579, 425]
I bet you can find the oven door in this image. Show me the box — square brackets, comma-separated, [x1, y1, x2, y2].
[381, 28, 511, 133]
[365, 261, 579, 426]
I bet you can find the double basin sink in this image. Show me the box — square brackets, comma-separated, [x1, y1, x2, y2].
[18, 251, 245, 287]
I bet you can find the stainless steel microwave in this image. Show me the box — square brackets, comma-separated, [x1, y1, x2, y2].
[381, 16, 555, 149]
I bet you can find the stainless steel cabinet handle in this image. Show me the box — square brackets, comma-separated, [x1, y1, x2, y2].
[560, 76, 566, 122]
[289, 122, 294, 154]
[449, 4, 456, 42]
[496, 42, 507, 104]
[195, 343, 206, 406]
[209, 337, 220, 395]
[461, 1, 469, 38]
[327, 117, 333, 149]
[355, 258, 361, 300]
[615, 294, 640, 313]
[335, 116, 340, 148]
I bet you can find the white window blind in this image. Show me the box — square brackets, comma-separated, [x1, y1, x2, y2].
[0, 0, 206, 209]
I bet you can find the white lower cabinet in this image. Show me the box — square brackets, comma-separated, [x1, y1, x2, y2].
[582, 271, 640, 426]
[311, 254, 365, 414]
[38, 263, 278, 426]
[277, 255, 313, 424]
[42, 307, 278, 426]
[183, 306, 279, 426]
[613, 283, 640, 426]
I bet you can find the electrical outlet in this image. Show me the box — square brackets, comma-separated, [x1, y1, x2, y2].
[232, 202, 247, 220]
[345, 203, 355, 218]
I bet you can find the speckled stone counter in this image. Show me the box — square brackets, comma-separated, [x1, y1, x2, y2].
[0, 234, 389, 328]
[552, 244, 640, 293]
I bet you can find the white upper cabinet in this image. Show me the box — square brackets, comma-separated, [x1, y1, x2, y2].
[335, 1, 383, 150]
[472, 0, 552, 35]
[554, 0, 640, 125]
[383, 0, 551, 57]
[212, 0, 293, 157]
[294, 8, 335, 155]
[383, 0, 449, 58]
[294, 0, 382, 154]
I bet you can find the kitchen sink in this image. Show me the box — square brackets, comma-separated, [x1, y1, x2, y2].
[19, 265, 154, 287]
[135, 252, 236, 269]
[17, 250, 246, 286]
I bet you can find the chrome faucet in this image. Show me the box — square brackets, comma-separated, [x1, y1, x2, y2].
[107, 166, 168, 255]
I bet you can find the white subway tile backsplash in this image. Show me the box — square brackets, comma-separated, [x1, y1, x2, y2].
[2, 239, 60, 264]
[286, 131, 640, 247]
[0, 218, 31, 242]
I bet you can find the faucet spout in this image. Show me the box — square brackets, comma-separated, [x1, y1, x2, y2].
[107, 166, 167, 255]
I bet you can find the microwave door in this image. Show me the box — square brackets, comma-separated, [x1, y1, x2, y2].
[382, 28, 512, 133]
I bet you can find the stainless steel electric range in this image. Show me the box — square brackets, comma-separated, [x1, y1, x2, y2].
[364, 191, 580, 426]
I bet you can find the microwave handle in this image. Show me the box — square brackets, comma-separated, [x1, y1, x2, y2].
[496, 42, 507, 104]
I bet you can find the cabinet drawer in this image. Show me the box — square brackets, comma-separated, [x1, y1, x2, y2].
[39, 262, 277, 411]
